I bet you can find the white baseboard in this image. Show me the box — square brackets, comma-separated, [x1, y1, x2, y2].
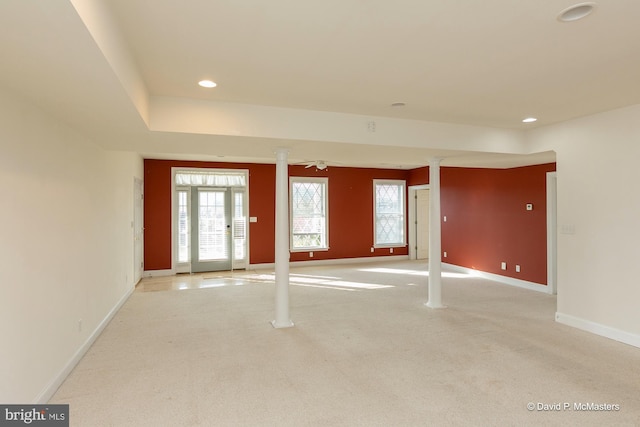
[555, 312, 640, 349]
[250, 255, 410, 270]
[442, 263, 550, 293]
[143, 269, 174, 278]
[37, 286, 134, 403]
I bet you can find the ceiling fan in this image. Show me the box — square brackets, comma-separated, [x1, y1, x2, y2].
[295, 160, 328, 170]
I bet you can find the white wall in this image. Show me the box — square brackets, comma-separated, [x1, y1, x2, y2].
[527, 104, 640, 346]
[0, 85, 143, 403]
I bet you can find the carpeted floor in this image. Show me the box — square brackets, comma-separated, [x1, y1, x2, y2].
[50, 260, 640, 426]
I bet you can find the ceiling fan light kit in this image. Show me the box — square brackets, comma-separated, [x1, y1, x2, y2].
[300, 160, 328, 170]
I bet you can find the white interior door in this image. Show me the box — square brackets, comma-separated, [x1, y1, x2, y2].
[416, 189, 430, 259]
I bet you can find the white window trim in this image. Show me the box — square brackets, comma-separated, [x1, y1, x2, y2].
[289, 176, 329, 252]
[175, 186, 192, 272]
[171, 167, 250, 273]
[373, 179, 407, 248]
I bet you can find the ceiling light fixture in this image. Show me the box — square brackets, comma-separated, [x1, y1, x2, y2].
[391, 102, 406, 107]
[557, 2, 596, 22]
[522, 117, 538, 123]
[198, 80, 217, 88]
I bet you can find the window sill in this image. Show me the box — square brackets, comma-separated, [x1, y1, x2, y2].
[290, 248, 329, 253]
[373, 244, 406, 249]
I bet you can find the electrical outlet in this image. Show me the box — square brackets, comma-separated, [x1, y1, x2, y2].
[390, 247, 393, 254]
[516, 265, 521, 273]
[443, 251, 447, 258]
[371, 247, 374, 253]
[501, 262, 507, 270]
[309, 252, 313, 258]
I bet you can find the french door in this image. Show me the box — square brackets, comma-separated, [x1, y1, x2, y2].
[191, 187, 232, 272]
[176, 185, 247, 273]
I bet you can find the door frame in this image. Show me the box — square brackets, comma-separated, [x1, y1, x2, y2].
[171, 167, 250, 274]
[408, 184, 430, 260]
[133, 177, 144, 284]
[546, 171, 558, 295]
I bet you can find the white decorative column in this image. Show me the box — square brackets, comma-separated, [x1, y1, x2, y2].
[272, 148, 294, 328]
[426, 157, 445, 309]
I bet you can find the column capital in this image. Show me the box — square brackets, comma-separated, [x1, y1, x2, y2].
[274, 147, 290, 157]
[429, 157, 444, 166]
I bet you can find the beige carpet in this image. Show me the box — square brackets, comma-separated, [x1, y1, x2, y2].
[50, 260, 640, 426]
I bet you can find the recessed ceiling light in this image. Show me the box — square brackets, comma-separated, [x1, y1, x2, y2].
[198, 80, 217, 88]
[391, 102, 406, 107]
[557, 3, 596, 22]
[522, 117, 538, 123]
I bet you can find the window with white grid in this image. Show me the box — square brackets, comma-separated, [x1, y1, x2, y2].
[177, 188, 190, 263]
[374, 180, 406, 247]
[290, 177, 328, 251]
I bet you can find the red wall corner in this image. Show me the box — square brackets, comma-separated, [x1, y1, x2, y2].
[440, 163, 556, 285]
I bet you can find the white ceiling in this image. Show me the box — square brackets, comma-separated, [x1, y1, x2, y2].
[2, 1, 639, 168]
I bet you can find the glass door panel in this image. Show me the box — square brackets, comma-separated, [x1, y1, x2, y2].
[191, 188, 232, 272]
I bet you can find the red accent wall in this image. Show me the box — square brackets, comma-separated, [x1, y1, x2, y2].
[407, 166, 429, 186]
[440, 163, 556, 284]
[144, 159, 276, 270]
[144, 160, 411, 270]
[288, 165, 410, 261]
[144, 159, 555, 281]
